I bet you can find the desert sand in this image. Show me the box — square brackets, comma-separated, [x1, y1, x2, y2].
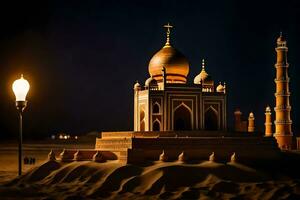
[1, 159, 300, 199]
[1, 141, 300, 200]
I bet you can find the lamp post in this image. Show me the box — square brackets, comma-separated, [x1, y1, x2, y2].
[12, 74, 30, 176]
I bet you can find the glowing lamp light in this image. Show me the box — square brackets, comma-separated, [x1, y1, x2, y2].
[12, 74, 30, 176]
[12, 74, 30, 102]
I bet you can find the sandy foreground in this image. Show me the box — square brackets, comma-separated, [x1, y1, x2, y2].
[0, 141, 94, 184]
[0, 142, 300, 200]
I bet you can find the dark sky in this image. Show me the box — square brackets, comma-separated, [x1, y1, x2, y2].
[0, 0, 299, 139]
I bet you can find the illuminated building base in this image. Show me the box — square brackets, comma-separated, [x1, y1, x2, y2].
[95, 131, 281, 164]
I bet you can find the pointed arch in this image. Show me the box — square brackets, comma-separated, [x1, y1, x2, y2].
[152, 118, 161, 131]
[205, 106, 218, 130]
[140, 109, 145, 131]
[173, 102, 192, 130]
[153, 102, 160, 114]
[140, 109, 145, 121]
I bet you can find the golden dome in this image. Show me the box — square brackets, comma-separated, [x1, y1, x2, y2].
[265, 106, 271, 112]
[277, 32, 287, 46]
[277, 32, 286, 42]
[216, 82, 224, 93]
[194, 59, 212, 84]
[148, 23, 189, 84]
[249, 112, 255, 119]
[148, 46, 189, 83]
[277, 35, 285, 42]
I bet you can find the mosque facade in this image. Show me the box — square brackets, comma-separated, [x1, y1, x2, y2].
[94, 25, 293, 163]
[133, 24, 227, 132]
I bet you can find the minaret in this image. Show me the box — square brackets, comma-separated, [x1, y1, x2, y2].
[274, 33, 293, 149]
[234, 109, 242, 132]
[248, 112, 255, 132]
[265, 106, 272, 137]
[133, 81, 141, 131]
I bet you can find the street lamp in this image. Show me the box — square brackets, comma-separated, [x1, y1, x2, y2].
[12, 74, 30, 176]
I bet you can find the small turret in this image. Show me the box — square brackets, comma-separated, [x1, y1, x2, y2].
[209, 152, 215, 162]
[134, 81, 141, 91]
[230, 152, 236, 162]
[216, 82, 225, 93]
[159, 150, 168, 162]
[178, 151, 187, 162]
[248, 112, 255, 132]
[74, 150, 84, 161]
[48, 149, 56, 161]
[265, 106, 273, 137]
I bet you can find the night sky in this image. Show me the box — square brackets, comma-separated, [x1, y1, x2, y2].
[0, 0, 299, 139]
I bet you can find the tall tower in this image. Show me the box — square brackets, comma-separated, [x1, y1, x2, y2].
[274, 33, 293, 149]
[265, 106, 273, 137]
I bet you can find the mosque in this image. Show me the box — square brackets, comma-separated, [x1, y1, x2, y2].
[94, 24, 294, 163]
[133, 23, 227, 132]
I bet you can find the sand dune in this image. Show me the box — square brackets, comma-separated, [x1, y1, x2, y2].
[1, 160, 300, 200]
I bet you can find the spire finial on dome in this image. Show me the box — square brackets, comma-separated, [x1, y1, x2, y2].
[163, 23, 173, 47]
[202, 59, 205, 70]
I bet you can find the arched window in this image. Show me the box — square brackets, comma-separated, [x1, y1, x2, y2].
[205, 106, 218, 130]
[173, 103, 192, 130]
[140, 110, 145, 120]
[153, 120, 160, 131]
[140, 109, 145, 131]
[153, 103, 160, 114]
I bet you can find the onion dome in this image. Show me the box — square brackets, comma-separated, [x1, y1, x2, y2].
[145, 76, 158, 87]
[134, 81, 141, 90]
[216, 82, 225, 93]
[277, 32, 287, 46]
[148, 23, 189, 84]
[194, 59, 212, 84]
[277, 32, 286, 42]
[265, 106, 271, 112]
[249, 112, 255, 119]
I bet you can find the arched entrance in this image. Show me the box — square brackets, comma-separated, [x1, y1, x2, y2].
[153, 120, 160, 131]
[173, 104, 192, 130]
[153, 103, 160, 113]
[205, 107, 218, 130]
